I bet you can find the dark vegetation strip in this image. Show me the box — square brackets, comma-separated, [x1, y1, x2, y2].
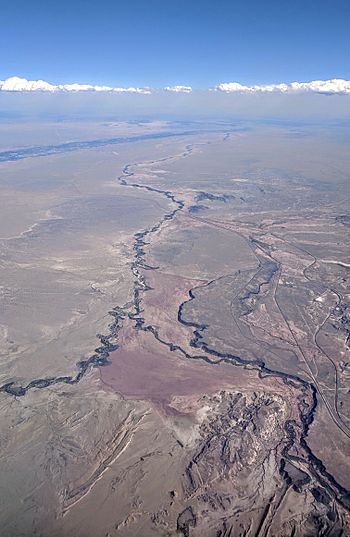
[0, 126, 245, 163]
[0, 130, 196, 162]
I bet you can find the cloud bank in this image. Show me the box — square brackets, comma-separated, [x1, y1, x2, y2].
[215, 79, 350, 94]
[1, 76, 350, 96]
[164, 85, 192, 93]
[0, 77, 194, 94]
[0, 76, 152, 94]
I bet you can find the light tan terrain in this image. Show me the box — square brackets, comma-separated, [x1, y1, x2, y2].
[0, 121, 350, 536]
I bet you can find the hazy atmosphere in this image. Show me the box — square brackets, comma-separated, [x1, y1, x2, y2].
[1, 90, 350, 122]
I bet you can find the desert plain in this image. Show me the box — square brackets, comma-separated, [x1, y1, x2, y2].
[0, 120, 349, 536]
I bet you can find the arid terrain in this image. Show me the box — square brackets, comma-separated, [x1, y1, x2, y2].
[0, 120, 349, 536]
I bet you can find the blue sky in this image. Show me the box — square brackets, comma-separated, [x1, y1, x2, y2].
[1, 0, 349, 87]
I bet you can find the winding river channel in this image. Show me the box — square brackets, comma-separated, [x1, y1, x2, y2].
[1, 136, 350, 519]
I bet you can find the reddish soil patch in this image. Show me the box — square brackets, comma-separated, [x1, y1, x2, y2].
[99, 326, 290, 407]
[141, 270, 205, 354]
[145, 270, 201, 313]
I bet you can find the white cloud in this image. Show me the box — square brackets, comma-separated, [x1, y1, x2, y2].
[112, 86, 152, 94]
[0, 76, 57, 92]
[60, 83, 113, 92]
[0, 76, 152, 94]
[215, 79, 350, 94]
[164, 85, 192, 93]
[2, 76, 350, 96]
